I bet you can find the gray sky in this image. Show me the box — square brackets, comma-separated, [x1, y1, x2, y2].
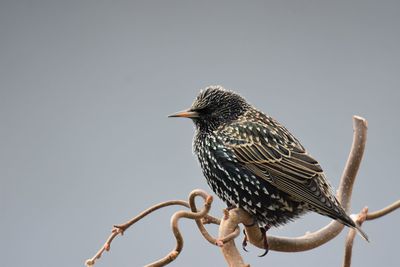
[1, 1, 399, 266]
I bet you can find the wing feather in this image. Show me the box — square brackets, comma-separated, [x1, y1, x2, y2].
[219, 119, 342, 218]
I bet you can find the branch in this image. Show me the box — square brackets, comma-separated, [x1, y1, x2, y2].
[366, 200, 400, 220]
[189, 190, 237, 246]
[85, 200, 189, 266]
[146, 191, 213, 267]
[85, 189, 242, 266]
[343, 200, 400, 267]
[342, 207, 368, 267]
[86, 190, 214, 267]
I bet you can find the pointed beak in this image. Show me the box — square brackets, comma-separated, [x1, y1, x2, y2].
[168, 109, 200, 118]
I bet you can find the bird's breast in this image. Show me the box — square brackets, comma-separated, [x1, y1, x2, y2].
[193, 133, 308, 227]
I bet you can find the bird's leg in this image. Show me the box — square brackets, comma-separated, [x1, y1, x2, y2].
[258, 225, 271, 257]
[241, 216, 257, 252]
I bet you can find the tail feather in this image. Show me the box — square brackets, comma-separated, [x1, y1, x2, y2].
[338, 213, 369, 242]
[354, 223, 369, 242]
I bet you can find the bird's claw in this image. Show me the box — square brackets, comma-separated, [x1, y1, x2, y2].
[257, 226, 270, 257]
[242, 229, 249, 252]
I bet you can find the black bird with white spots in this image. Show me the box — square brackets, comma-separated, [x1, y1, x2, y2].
[169, 86, 368, 242]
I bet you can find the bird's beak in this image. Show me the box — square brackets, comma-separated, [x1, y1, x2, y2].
[168, 109, 200, 118]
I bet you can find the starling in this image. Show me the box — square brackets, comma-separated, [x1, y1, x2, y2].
[169, 85, 368, 247]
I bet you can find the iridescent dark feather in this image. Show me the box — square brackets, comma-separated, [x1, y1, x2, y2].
[218, 113, 348, 222]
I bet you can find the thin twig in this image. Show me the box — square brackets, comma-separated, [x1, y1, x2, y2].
[146, 190, 213, 267]
[85, 189, 239, 267]
[366, 200, 400, 220]
[202, 215, 221, 225]
[189, 191, 239, 246]
[86, 190, 215, 267]
[189, 190, 223, 246]
[342, 207, 369, 267]
[85, 200, 189, 266]
[343, 200, 400, 267]
[114, 200, 190, 232]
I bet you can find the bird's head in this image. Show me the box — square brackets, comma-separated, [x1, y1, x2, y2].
[169, 85, 250, 132]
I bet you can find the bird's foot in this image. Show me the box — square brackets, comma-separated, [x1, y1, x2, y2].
[242, 216, 257, 252]
[258, 225, 271, 257]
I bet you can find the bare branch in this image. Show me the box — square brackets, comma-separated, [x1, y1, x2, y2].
[114, 200, 189, 232]
[146, 190, 213, 267]
[85, 200, 189, 266]
[202, 215, 221, 225]
[86, 190, 215, 267]
[343, 200, 400, 267]
[189, 190, 224, 246]
[366, 200, 400, 220]
[219, 209, 250, 267]
[342, 207, 369, 267]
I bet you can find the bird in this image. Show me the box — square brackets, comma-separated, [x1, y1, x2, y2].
[169, 85, 368, 254]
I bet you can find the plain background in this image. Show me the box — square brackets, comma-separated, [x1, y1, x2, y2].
[1, 1, 399, 266]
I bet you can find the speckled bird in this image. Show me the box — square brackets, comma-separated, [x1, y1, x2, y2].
[169, 86, 368, 249]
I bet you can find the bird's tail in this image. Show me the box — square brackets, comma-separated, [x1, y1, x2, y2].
[338, 214, 369, 242]
[354, 223, 369, 242]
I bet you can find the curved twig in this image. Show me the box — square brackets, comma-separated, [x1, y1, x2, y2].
[366, 200, 400, 220]
[85, 200, 189, 266]
[146, 190, 213, 267]
[342, 207, 369, 267]
[189, 190, 223, 246]
[219, 209, 250, 267]
[189, 191, 239, 246]
[202, 215, 221, 225]
[85, 190, 214, 267]
[343, 200, 400, 267]
[85, 189, 240, 267]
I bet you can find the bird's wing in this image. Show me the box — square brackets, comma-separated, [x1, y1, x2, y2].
[218, 117, 344, 217]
